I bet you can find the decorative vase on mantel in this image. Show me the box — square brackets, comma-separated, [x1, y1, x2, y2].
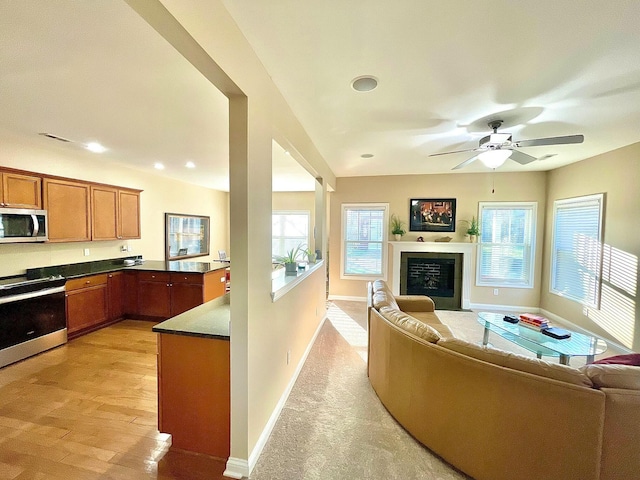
[394, 234, 402, 241]
[469, 235, 477, 243]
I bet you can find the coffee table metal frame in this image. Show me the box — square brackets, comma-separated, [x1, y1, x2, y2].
[477, 312, 607, 365]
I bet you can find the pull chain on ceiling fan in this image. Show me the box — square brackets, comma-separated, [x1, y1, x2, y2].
[429, 120, 584, 170]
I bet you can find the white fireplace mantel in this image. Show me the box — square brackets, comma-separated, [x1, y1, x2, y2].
[389, 241, 477, 309]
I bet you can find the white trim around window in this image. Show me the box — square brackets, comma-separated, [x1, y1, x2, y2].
[476, 202, 537, 288]
[340, 203, 389, 281]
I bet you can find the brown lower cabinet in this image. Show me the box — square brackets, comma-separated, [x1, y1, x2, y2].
[157, 332, 230, 458]
[66, 274, 108, 337]
[66, 269, 228, 337]
[136, 270, 226, 319]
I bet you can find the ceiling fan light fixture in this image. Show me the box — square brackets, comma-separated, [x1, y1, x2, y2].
[478, 149, 512, 168]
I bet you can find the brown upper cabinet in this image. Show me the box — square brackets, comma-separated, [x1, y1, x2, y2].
[118, 189, 140, 239]
[91, 186, 141, 241]
[44, 178, 91, 242]
[1, 166, 141, 242]
[0, 171, 42, 209]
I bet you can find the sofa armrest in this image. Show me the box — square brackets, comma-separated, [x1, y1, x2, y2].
[395, 295, 435, 312]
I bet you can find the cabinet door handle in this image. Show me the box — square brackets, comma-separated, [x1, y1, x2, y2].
[85, 280, 91, 284]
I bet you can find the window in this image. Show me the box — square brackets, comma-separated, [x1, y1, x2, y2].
[477, 202, 536, 288]
[551, 194, 604, 307]
[341, 203, 388, 279]
[272, 211, 310, 257]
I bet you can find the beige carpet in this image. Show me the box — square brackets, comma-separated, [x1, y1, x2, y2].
[250, 301, 470, 480]
[250, 301, 621, 479]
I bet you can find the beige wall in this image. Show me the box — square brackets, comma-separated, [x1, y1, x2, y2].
[272, 191, 316, 252]
[144, 0, 335, 467]
[329, 172, 547, 309]
[0, 132, 229, 277]
[541, 142, 640, 350]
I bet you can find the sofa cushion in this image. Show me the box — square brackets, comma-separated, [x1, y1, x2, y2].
[379, 306, 441, 343]
[408, 311, 443, 326]
[580, 364, 640, 390]
[371, 280, 399, 311]
[395, 295, 436, 312]
[438, 337, 593, 388]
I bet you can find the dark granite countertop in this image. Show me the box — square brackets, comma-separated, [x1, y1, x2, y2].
[26, 257, 229, 280]
[152, 294, 230, 340]
[126, 260, 229, 274]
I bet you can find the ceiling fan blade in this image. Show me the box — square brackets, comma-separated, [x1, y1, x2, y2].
[452, 155, 479, 170]
[509, 149, 537, 165]
[514, 134, 584, 148]
[429, 148, 477, 157]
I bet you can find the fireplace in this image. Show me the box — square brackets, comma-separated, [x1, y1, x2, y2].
[389, 241, 478, 309]
[400, 252, 463, 310]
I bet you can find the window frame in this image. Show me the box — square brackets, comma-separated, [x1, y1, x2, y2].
[271, 210, 311, 259]
[476, 201, 537, 289]
[340, 203, 389, 281]
[550, 193, 604, 308]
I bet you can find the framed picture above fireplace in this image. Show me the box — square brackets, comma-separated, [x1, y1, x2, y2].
[410, 198, 456, 232]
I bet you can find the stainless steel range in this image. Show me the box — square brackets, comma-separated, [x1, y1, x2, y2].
[0, 275, 67, 368]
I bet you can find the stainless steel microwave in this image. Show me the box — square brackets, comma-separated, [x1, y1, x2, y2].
[0, 208, 48, 243]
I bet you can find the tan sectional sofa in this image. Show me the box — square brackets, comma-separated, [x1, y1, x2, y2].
[367, 280, 640, 480]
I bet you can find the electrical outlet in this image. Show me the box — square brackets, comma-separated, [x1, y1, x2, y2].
[493, 288, 499, 296]
[127, 245, 132, 252]
[286, 349, 291, 365]
[83, 248, 90, 256]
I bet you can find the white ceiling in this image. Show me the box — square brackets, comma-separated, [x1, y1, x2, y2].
[2, 2, 639, 192]
[0, 1, 315, 192]
[222, 0, 640, 175]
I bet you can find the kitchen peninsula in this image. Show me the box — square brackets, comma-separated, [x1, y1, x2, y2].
[153, 294, 230, 458]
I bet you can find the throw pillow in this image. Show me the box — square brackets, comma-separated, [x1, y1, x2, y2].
[592, 353, 640, 366]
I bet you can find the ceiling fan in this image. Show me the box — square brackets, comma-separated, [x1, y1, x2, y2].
[430, 120, 584, 170]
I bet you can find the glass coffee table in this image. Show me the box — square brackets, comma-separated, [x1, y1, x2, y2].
[477, 312, 607, 365]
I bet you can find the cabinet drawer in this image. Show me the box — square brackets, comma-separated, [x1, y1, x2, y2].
[170, 273, 203, 285]
[66, 274, 108, 291]
[138, 271, 170, 283]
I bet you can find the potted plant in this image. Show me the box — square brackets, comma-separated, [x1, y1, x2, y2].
[302, 246, 317, 264]
[462, 216, 480, 242]
[390, 214, 407, 241]
[274, 245, 304, 275]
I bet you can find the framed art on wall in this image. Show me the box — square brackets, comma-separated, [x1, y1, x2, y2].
[165, 213, 210, 260]
[410, 198, 456, 232]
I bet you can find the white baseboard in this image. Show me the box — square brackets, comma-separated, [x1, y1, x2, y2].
[540, 309, 633, 354]
[328, 295, 367, 302]
[468, 302, 541, 313]
[224, 314, 328, 478]
[223, 457, 248, 479]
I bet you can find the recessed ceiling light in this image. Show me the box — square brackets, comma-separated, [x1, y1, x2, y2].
[185, 161, 196, 168]
[351, 76, 378, 92]
[86, 142, 107, 153]
[154, 162, 165, 170]
[361, 153, 374, 158]
[284, 151, 291, 156]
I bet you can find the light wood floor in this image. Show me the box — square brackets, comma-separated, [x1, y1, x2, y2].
[0, 320, 227, 480]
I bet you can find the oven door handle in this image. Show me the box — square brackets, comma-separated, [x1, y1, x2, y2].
[0, 285, 65, 305]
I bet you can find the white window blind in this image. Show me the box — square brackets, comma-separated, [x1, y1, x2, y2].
[272, 211, 310, 258]
[341, 204, 388, 279]
[477, 202, 536, 287]
[551, 194, 604, 306]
